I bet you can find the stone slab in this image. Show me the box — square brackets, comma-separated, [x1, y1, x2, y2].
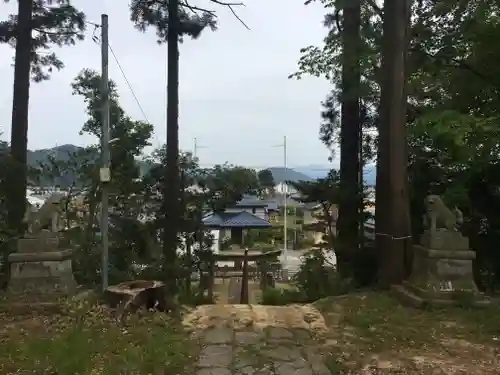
[235, 330, 264, 346]
[16, 233, 62, 253]
[274, 362, 313, 375]
[267, 327, 294, 344]
[204, 327, 234, 345]
[9, 250, 73, 262]
[420, 230, 469, 251]
[264, 346, 307, 363]
[235, 365, 274, 375]
[303, 349, 331, 375]
[195, 326, 332, 375]
[198, 345, 233, 368]
[196, 368, 232, 375]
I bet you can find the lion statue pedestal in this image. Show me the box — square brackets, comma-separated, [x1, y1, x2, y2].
[392, 195, 490, 308]
[4, 193, 77, 307]
[6, 231, 77, 299]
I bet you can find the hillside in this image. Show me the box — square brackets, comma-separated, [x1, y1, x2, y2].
[27, 144, 82, 166]
[12, 145, 336, 186]
[291, 164, 377, 186]
[266, 167, 313, 183]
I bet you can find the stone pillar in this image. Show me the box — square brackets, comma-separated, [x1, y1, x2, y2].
[393, 230, 490, 307]
[6, 231, 77, 299]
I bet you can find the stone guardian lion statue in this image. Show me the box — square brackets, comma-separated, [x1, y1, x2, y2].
[23, 192, 66, 234]
[423, 194, 463, 231]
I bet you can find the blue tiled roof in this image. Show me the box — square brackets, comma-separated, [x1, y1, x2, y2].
[264, 200, 278, 211]
[235, 195, 268, 208]
[202, 212, 226, 227]
[202, 211, 272, 228]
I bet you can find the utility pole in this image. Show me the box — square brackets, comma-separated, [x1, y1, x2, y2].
[99, 14, 111, 291]
[273, 136, 288, 279]
[193, 137, 208, 158]
[283, 135, 288, 274]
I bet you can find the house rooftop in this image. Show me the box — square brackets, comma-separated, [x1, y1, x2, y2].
[202, 211, 272, 229]
[235, 195, 268, 208]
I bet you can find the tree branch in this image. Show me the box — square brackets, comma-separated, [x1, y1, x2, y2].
[33, 28, 79, 36]
[208, 0, 249, 30]
[181, 0, 217, 17]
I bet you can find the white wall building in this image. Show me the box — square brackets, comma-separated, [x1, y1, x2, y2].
[274, 182, 298, 196]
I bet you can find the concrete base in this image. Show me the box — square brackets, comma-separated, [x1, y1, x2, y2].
[392, 230, 490, 308]
[5, 234, 77, 299]
[391, 284, 491, 309]
[409, 245, 478, 295]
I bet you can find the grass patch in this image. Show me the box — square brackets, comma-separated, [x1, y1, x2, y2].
[315, 292, 500, 350]
[260, 286, 305, 305]
[314, 292, 500, 374]
[0, 301, 198, 374]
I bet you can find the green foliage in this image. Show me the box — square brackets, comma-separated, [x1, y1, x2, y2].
[257, 169, 275, 193]
[71, 69, 154, 217]
[129, 0, 217, 42]
[293, 0, 500, 291]
[291, 0, 380, 162]
[30, 69, 156, 287]
[0, 302, 196, 374]
[260, 287, 304, 305]
[408, 111, 500, 292]
[197, 164, 260, 212]
[0, 0, 86, 82]
[261, 248, 357, 305]
[293, 248, 354, 302]
[288, 170, 340, 251]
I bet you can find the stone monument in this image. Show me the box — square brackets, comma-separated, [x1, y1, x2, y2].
[6, 193, 77, 300]
[393, 195, 490, 307]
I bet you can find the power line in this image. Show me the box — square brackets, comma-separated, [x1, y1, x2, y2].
[107, 44, 150, 125]
[88, 21, 161, 147]
[88, 21, 149, 124]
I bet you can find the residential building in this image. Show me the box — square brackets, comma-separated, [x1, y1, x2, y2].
[202, 195, 272, 253]
[274, 181, 298, 196]
[224, 195, 269, 220]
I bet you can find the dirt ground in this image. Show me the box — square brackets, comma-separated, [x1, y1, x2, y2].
[1, 291, 498, 374]
[313, 292, 500, 374]
[184, 292, 500, 374]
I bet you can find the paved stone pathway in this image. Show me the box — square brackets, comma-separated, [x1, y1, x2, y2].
[185, 304, 332, 375]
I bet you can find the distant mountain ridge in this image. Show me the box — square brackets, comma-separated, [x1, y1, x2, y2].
[266, 167, 313, 183]
[21, 145, 377, 186]
[287, 164, 377, 186]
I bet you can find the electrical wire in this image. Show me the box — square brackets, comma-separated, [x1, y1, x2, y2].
[88, 20, 162, 147]
[107, 44, 150, 125]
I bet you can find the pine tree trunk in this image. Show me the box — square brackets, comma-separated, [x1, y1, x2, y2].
[2, 0, 33, 286]
[337, 0, 361, 277]
[376, 0, 412, 286]
[163, 0, 180, 298]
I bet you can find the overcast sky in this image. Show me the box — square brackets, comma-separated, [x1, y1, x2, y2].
[0, 0, 332, 168]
